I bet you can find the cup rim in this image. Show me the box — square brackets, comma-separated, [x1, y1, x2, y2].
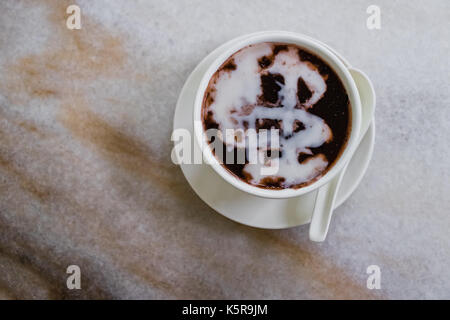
[193, 31, 361, 199]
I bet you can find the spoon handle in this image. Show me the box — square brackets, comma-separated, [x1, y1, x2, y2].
[309, 165, 348, 242]
[308, 68, 375, 242]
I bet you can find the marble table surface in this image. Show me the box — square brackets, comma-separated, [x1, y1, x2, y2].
[0, 0, 449, 299]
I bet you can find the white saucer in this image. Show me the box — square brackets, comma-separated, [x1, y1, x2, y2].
[173, 35, 375, 229]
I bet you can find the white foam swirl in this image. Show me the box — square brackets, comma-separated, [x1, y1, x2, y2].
[207, 43, 332, 187]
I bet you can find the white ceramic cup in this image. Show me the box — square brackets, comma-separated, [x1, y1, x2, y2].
[193, 31, 361, 199]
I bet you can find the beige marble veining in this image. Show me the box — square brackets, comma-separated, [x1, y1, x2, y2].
[0, 0, 449, 299]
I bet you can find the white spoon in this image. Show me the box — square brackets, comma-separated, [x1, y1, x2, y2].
[309, 68, 376, 242]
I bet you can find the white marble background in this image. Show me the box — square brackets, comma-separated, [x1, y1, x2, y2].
[0, 0, 449, 299]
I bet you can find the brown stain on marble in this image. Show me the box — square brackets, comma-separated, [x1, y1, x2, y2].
[0, 218, 115, 299]
[5, 33, 125, 101]
[2, 0, 126, 103]
[0, 154, 51, 201]
[0, 247, 59, 300]
[166, 215, 382, 299]
[0, 175, 174, 299]
[0, 110, 48, 139]
[0, 129, 175, 298]
[0, 149, 172, 299]
[259, 230, 383, 299]
[0, 1, 178, 298]
[17, 121, 41, 136]
[59, 100, 177, 191]
[0, 0, 132, 298]
[1, 0, 181, 196]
